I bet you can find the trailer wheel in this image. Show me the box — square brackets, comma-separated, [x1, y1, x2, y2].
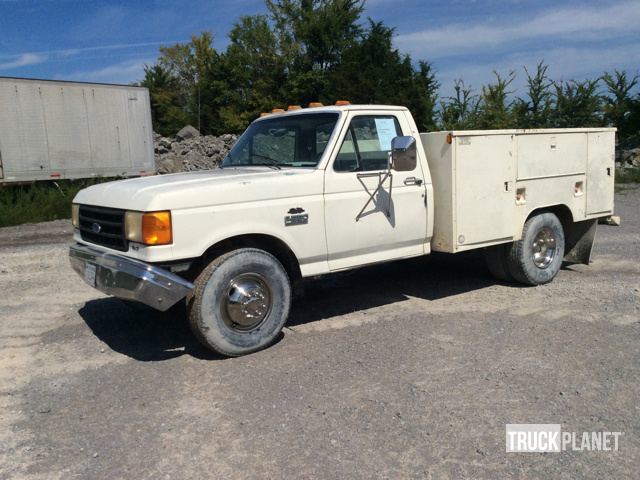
[508, 212, 565, 285]
[484, 244, 513, 282]
[187, 248, 291, 356]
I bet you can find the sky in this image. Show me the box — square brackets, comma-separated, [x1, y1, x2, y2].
[0, 0, 639, 97]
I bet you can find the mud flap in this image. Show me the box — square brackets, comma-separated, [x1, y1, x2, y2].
[563, 219, 598, 265]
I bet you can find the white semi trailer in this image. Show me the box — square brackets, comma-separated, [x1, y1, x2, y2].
[0, 77, 154, 184]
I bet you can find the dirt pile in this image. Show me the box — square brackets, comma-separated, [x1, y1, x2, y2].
[154, 126, 237, 174]
[617, 147, 640, 169]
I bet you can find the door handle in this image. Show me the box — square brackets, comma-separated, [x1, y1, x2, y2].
[404, 176, 423, 186]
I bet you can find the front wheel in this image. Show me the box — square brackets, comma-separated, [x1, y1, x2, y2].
[507, 212, 565, 285]
[188, 248, 291, 356]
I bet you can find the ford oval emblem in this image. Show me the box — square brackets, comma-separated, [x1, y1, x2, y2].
[91, 222, 102, 233]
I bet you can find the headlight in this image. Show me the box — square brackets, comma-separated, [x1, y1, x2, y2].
[125, 210, 172, 245]
[71, 204, 80, 228]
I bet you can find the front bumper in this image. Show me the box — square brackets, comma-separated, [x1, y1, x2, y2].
[69, 243, 195, 311]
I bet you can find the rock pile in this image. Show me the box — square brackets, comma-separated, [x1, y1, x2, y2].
[154, 125, 238, 174]
[617, 147, 640, 169]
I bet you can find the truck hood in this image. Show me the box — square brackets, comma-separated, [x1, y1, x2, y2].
[73, 167, 322, 211]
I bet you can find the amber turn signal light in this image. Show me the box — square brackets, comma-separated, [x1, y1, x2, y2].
[141, 211, 172, 245]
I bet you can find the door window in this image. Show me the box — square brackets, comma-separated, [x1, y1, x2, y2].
[334, 116, 403, 172]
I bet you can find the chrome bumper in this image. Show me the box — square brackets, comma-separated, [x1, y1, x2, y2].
[69, 243, 195, 312]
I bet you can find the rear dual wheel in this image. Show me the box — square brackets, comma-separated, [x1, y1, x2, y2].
[485, 212, 565, 286]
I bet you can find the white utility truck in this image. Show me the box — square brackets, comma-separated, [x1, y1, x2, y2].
[0, 77, 154, 184]
[69, 104, 616, 356]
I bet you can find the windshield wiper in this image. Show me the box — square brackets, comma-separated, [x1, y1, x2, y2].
[222, 153, 284, 170]
[251, 154, 282, 169]
[252, 163, 281, 170]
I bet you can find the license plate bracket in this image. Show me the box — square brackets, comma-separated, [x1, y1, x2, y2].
[84, 263, 97, 287]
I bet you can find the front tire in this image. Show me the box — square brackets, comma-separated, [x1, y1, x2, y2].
[188, 248, 291, 356]
[507, 212, 565, 285]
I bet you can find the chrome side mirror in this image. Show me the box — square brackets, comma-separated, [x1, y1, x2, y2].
[391, 136, 417, 172]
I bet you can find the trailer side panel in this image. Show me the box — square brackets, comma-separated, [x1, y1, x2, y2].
[0, 77, 154, 184]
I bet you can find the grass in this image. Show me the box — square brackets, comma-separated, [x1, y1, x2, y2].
[0, 178, 116, 228]
[615, 166, 640, 184]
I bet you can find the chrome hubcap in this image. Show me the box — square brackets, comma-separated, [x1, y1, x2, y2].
[532, 227, 557, 269]
[222, 273, 272, 331]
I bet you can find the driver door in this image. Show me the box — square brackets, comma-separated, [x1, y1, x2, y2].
[324, 112, 427, 271]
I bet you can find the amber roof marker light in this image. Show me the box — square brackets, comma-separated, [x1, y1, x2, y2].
[308, 102, 323, 108]
[287, 105, 302, 111]
[335, 100, 351, 106]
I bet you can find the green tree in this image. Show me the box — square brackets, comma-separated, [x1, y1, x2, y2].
[329, 20, 395, 103]
[475, 71, 516, 129]
[157, 32, 223, 133]
[626, 93, 640, 145]
[139, 0, 631, 139]
[602, 69, 639, 139]
[513, 61, 553, 128]
[330, 20, 438, 130]
[551, 79, 602, 127]
[439, 79, 479, 130]
[266, 0, 364, 102]
[222, 15, 288, 131]
[140, 64, 189, 136]
[410, 60, 439, 131]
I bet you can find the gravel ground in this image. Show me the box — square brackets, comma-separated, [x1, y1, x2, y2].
[1, 188, 639, 479]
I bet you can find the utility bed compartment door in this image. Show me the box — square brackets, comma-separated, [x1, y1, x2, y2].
[455, 134, 516, 246]
[586, 132, 615, 215]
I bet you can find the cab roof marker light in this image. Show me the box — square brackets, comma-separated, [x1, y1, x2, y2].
[335, 100, 350, 106]
[287, 105, 301, 111]
[271, 108, 285, 113]
[308, 102, 323, 108]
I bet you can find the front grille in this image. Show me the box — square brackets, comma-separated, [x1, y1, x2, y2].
[79, 205, 128, 252]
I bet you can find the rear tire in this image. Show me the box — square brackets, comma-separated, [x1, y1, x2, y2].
[484, 243, 513, 282]
[187, 248, 291, 356]
[507, 212, 565, 285]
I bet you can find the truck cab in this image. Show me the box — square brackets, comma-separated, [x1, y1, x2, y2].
[69, 104, 615, 356]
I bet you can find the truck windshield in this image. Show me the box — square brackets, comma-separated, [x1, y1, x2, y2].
[222, 112, 339, 168]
